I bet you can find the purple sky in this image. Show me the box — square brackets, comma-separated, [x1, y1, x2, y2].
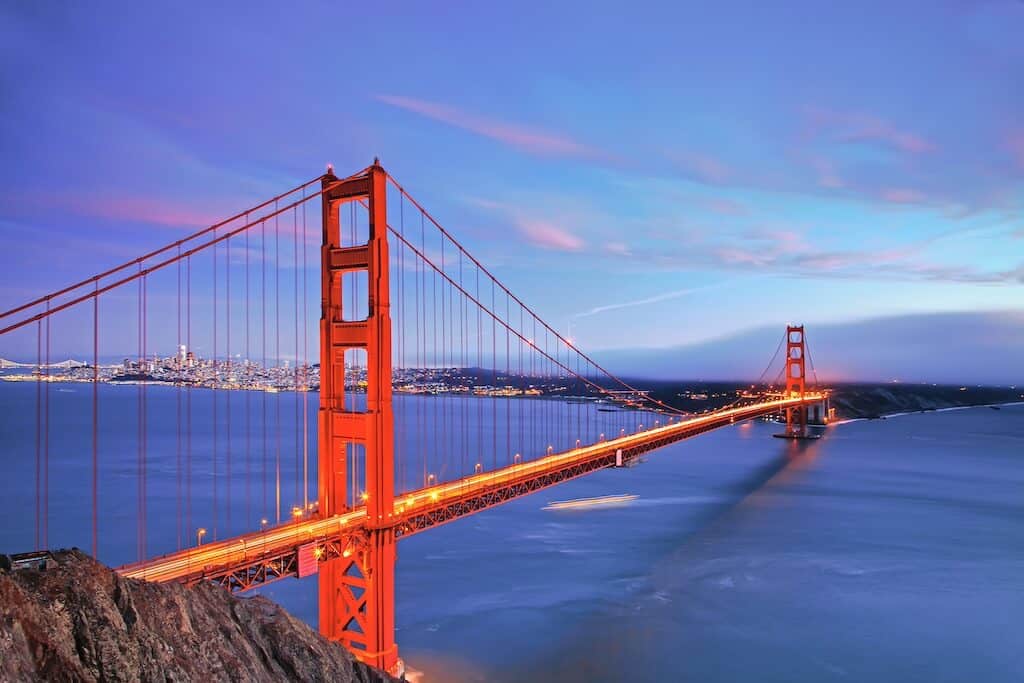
[0, 2, 1022, 382]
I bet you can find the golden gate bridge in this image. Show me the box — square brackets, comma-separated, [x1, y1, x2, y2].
[0, 161, 827, 676]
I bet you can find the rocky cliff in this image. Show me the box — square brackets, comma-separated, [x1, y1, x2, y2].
[0, 549, 399, 683]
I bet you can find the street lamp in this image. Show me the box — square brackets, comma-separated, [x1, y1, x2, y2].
[291, 506, 303, 520]
[475, 462, 482, 474]
[513, 453, 521, 465]
[196, 528, 207, 546]
[260, 518, 268, 531]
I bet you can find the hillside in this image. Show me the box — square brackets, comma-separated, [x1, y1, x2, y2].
[0, 549, 398, 683]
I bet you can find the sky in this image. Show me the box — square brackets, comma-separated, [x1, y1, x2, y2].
[0, 1, 1022, 383]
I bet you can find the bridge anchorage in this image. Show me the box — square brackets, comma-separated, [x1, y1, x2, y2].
[0, 159, 829, 679]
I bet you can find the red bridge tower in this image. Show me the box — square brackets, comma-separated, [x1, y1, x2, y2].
[784, 324, 807, 437]
[318, 161, 400, 675]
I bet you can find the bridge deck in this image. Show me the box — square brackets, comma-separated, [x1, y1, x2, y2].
[118, 395, 823, 590]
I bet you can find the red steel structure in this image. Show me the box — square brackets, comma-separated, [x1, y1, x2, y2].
[784, 324, 807, 436]
[0, 161, 828, 679]
[318, 162, 398, 672]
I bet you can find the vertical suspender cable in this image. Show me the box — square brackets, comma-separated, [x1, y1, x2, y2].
[275, 208, 281, 522]
[226, 234, 232, 535]
[187, 256, 193, 542]
[245, 215, 251, 528]
[35, 319, 41, 550]
[302, 194, 309, 512]
[302, 198, 310, 510]
[93, 282, 99, 557]
[293, 206, 300, 509]
[212, 227, 219, 540]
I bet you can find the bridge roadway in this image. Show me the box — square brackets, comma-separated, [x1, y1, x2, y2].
[118, 395, 823, 591]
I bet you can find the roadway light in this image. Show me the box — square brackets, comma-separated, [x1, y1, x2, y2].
[291, 506, 303, 520]
[576, 439, 581, 449]
[360, 491, 369, 502]
[599, 433, 604, 441]
[547, 445, 553, 454]
[196, 528, 207, 546]
[260, 518, 268, 531]
[427, 473, 436, 484]
[475, 463, 482, 474]
[513, 453, 521, 464]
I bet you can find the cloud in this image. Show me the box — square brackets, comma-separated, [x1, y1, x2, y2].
[1008, 130, 1024, 170]
[515, 218, 585, 251]
[636, 225, 1023, 286]
[806, 156, 845, 189]
[604, 242, 631, 257]
[596, 310, 1024, 384]
[574, 280, 735, 318]
[667, 151, 732, 183]
[0, 190, 219, 230]
[704, 198, 748, 215]
[879, 188, 928, 204]
[804, 107, 937, 155]
[375, 94, 606, 160]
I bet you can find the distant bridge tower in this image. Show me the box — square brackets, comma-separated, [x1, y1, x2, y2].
[784, 324, 807, 437]
[318, 161, 400, 675]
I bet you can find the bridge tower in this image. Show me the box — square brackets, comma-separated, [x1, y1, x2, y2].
[318, 161, 400, 675]
[784, 324, 807, 437]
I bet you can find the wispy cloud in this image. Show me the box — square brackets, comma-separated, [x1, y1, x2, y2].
[375, 94, 607, 160]
[1008, 130, 1024, 170]
[1, 191, 219, 230]
[515, 218, 585, 251]
[667, 151, 733, 184]
[574, 280, 735, 318]
[879, 188, 928, 204]
[464, 196, 589, 252]
[604, 241, 632, 257]
[804, 107, 937, 154]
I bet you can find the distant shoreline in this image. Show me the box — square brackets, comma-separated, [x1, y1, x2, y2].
[831, 400, 1024, 426]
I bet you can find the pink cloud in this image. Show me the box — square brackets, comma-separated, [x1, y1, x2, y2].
[880, 188, 928, 204]
[804, 107, 937, 155]
[3, 190, 219, 230]
[516, 218, 585, 251]
[807, 156, 845, 188]
[714, 247, 775, 267]
[670, 152, 732, 183]
[1008, 130, 1024, 170]
[604, 241, 631, 256]
[375, 94, 604, 160]
[704, 198, 748, 215]
[70, 195, 215, 228]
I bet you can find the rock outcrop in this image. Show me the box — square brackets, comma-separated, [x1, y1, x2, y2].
[0, 549, 399, 683]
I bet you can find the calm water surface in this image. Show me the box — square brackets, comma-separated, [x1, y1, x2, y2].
[1, 384, 1021, 682]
